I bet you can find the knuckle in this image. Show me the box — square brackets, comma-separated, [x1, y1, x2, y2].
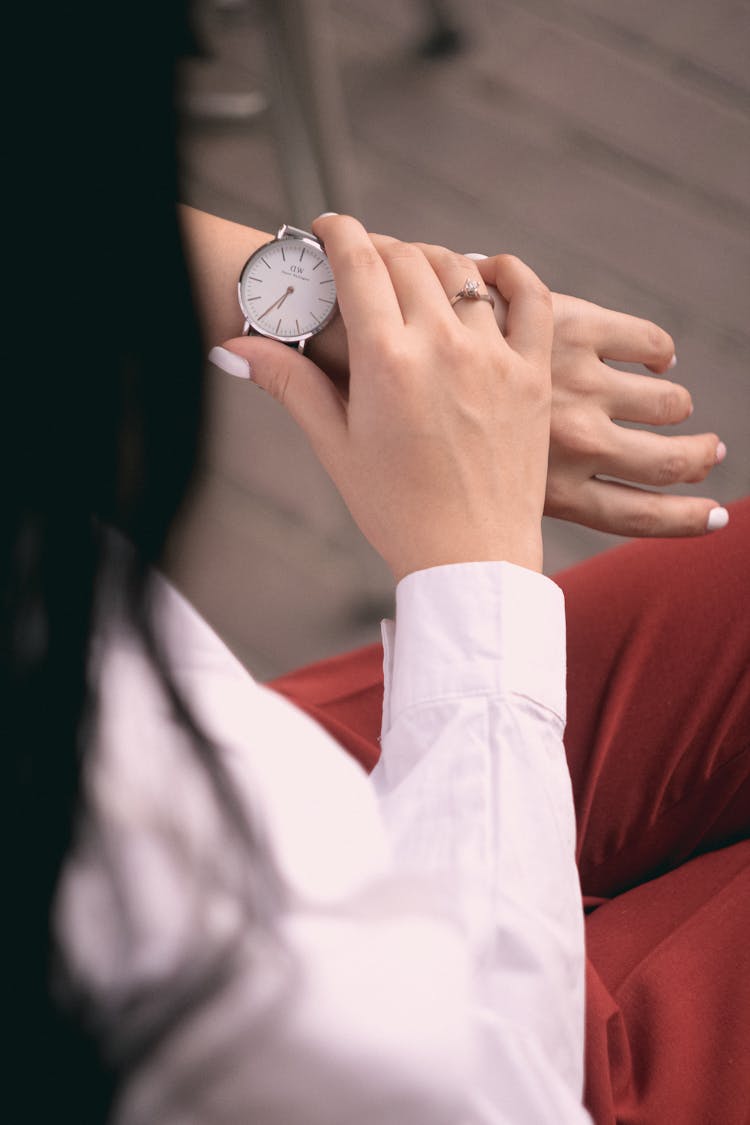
[452, 250, 481, 274]
[656, 453, 687, 485]
[495, 255, 550, 301]
[380, 240, 422, 264]
[643, 320, 668, 354]
[655, 386, 686, 424]
[678, 436, 718, 484]
[442, 324, 475, 363]
[558, 410, 601, 459]
[429, 313, 465, 348]
[344, 244, 382, 272]
[437, 245, 462, 267]
[264, 364, 292, 407]
[376, 335, 409, 371]
[623, 503, 660, 538]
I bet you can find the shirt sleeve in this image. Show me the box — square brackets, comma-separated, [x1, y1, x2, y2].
[59, 560, 591, 1124]
[371, 561, 591, 1123]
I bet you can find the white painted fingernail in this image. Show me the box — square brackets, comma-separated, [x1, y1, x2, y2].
[668, 354, 677, 369]
[315, 211, 339, 220]
[715, 441, 728, 464]
[706, 507, 729, 532]
[464, 252, 489, 260]
[208, 346, 251, 380]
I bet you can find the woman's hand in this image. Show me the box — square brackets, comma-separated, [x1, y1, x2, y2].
[183, 209, 725, 539]
[472, 258, 725, 537]
[212, 216, 554, 580]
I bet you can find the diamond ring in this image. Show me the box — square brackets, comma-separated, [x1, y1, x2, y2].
[450, 277, 495, 308]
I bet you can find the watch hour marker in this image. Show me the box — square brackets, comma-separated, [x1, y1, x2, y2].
[320, 277, 334, 283]
[248, 276, 262, 282]
[312, 258, 324, 270]
[318, 297, 333, 303]
[276, 318, 282, 334]
[295, 319, 301, 334]
[280, 246, 286, 261]
[299, 247, 306, 262]
[261, 257, 271, 268]
[248, 295, 260, 301]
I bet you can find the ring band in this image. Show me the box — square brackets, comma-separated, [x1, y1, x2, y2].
[450, 277, 495, 308]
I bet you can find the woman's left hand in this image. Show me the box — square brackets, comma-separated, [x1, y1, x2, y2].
[472, 260, 725, 538]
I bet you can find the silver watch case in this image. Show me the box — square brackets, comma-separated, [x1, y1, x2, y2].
[238, 224, 338, 351]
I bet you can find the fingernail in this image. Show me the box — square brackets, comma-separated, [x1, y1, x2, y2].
[668, 354, 677, 369]
[464, 252, 489, 260]
[208, 346, 251, 380]
[688, 402, 694, 416]
[706, 507, 729, 532]
[315, 211, 339, 220]
[715, 440, 727, 464]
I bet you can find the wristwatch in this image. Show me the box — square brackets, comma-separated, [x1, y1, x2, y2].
[238, 224, 338, 352]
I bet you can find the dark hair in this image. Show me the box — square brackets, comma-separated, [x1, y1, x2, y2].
[4, 3, 272, 1119]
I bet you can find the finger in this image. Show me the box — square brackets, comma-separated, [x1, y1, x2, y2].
[311, 214, 403, 345]
[604, 368, 693, 425]
[370, 235, 459, 327]
[602, 426, 722, 487]
[471, 255, 510, 333]
[566, 478, 728, 538]
[210, 336, 347, 468]
[487, 255, 553, 365]
[577, 300, 675, 373]
[412, 242, 501, 331]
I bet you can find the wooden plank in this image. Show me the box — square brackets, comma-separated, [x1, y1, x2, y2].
[166, 470, 390, 677]
[333, 0, 749, 218]
[351, 106, 750, 336]
[550, 0, 750, 99]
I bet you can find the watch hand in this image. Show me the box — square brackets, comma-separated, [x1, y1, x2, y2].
[259, 286, 294, 320]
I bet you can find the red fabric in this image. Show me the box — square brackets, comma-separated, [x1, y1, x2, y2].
[270, 497, 750, 1124]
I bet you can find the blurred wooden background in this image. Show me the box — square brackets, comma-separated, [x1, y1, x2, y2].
[172, 0, 749, 680]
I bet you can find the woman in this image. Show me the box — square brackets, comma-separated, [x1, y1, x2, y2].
[7, 1, 748, 1122]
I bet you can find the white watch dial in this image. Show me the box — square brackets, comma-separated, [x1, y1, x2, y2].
[239, 237, 337, 341]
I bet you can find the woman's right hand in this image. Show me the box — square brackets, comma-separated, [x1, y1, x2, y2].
[214, 215, 554, 581]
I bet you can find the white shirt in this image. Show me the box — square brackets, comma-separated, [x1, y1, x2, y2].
[56, 560, 591, 1123]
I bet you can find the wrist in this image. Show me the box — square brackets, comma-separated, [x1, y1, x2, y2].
[392, 534, 544, 584]
[305, 311, 349, 385]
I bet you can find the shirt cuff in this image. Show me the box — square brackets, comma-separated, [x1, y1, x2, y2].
[381, 562, 566, 735]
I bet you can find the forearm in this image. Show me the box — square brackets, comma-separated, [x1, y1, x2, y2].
[372, 564, 588, 1118]
[178, 206, 348, 380]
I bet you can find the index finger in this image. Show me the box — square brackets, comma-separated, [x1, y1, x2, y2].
[567, 297, 676, 373]
[312, 214, 403, 345]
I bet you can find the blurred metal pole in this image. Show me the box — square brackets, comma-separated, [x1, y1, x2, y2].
[261, 0, 359, 223]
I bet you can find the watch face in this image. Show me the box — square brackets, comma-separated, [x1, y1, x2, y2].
[238, 236, 337, 342]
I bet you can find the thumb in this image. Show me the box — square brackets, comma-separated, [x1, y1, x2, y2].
[209, 337, 347, 460]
